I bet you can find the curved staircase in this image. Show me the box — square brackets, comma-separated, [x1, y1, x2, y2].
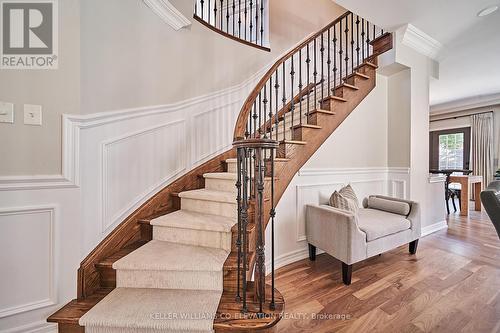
[48, 11, 392, 333]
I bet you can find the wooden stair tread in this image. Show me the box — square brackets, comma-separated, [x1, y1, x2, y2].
[320, 95, 347, 103]
[337, 83, 359, 90]
[345, 71, 370, 80]
[292, 123, 322, 130]
[361, 61, 378, 69]
[310, 109, 336, 115]
[281, 140, 307, 145]
[47, 288, 112, 324]
[95, 241, 147, 269]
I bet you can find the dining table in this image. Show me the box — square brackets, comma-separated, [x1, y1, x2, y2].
[449, 174, 483, 216]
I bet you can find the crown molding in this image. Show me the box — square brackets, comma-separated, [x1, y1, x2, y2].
[402, 24, 443, 60]
[142, 0, 191, 30]
[430, 92, 500, 114]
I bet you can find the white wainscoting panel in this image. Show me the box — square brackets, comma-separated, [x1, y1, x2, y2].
[101, 120, 187, 233]
[0, 206, 56, 319]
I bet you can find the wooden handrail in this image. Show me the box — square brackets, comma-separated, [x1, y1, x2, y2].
[233, 11, 351, 140]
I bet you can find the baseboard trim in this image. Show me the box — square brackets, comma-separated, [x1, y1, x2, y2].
[421, 220, 448, 237]
[265, 246, 324, 273]
[0, 321, 57, 333]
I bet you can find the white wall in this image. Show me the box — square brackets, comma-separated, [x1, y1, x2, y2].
[0, 0, 80, 176]
[387, 69, 411, 168]
[305, 75, 389, 168]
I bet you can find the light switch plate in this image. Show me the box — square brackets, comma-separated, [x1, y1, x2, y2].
[24, 104, 42, 126]
[0, 102, 14, 123]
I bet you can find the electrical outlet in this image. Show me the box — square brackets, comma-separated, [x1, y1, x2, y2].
[24, 104, 42, 126]
[0, 102, 14, 123]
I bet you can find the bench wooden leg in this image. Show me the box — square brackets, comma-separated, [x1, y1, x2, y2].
[308, 244, 316, 261]
[342, 262, 352, 285]
[409, 239, 419, 255]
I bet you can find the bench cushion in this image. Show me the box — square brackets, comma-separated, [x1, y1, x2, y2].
[357, 208, 411, 241]
[367, 196, 411, 216]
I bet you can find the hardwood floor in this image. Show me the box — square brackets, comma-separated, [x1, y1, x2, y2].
[271, 210, 500, 332]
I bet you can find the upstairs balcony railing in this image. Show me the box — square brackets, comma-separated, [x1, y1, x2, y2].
[232, 11, 388, 316]
[194, 0, 270, 51]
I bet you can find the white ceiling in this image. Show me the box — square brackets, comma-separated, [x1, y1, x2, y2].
[334, 0, 500, 108]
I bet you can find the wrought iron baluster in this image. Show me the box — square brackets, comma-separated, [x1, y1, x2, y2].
[306, 43, 311, 120]
[258, 93, 262, 136]
[255, 0, 259, 44]
[356, 15, 360, 68]
[269, 147, 276, 310]
[208, 0, 210, 24]
[313, 39, 317, 108]
[235, 148, 243, 302]
[244, 1, 248, 41]
[253, 101, 257, 138]
[366, 20, 370, 59]
[255, 147, 265, 316]
[327, 29, 331, 96]
[201, 0, 204, 19]
[226, 0, 230, 33]
[260, 0, 264, 46]
[351, 13, 354, 75]
[290, 54, 295, 135]
[361, 18, 365, 62]
[249, 0, 253, 43]
[220, 0, 223, 29]
[298, 49, 303, 126]
[238, 0, 242, 38]
[333, 23, 337, 93]
[344, 16, 349, 80]
[339, 19, 343, 86]
[274, 71, 279, 141]
[232, 0, 236, 34]
[214, 0, 217, 27]
[240, 147, 248, 313]
[282, 62, 286, 141]
[320, 33, 325, 101]
[269, 76, 273, 136]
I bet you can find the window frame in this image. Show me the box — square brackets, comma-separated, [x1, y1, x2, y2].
[429, 127, 471, 171]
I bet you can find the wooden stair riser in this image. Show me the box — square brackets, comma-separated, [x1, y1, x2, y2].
[292, 125, 322, 141]
[333, 84, 359, 99]
[318, 97, 346, 112]
[181, 198, 237, 218]
[307, 110, 336, 128]
[153, 226, 233, 251]
[95, 266, 115, 289]
[223, 252, 255, 292]
[344, 73, 370, 86]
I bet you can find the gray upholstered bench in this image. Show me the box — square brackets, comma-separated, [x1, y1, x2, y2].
[306, 195, 421, 285]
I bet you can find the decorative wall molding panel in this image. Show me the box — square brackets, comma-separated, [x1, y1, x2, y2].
[0, 175, 75, 191]
[0, 206, 57, 318]
[142, 0, 191, 30]
[402, 24, 443, 60]
[101, 120, 187, 233]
